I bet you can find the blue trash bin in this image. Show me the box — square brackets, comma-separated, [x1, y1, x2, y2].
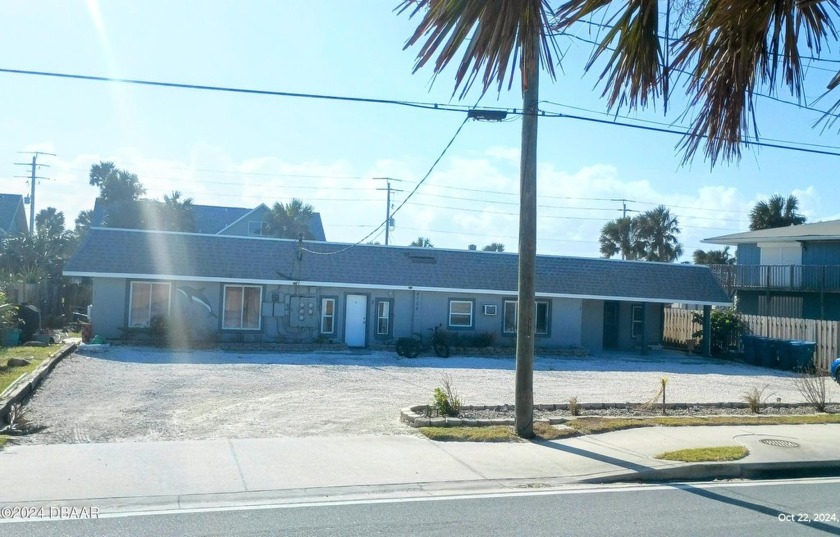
[753, 337, 769, 368]
[761, 338, 781, 369]
[742, 335, 756, 365]
[791, 341, 816, 371]
[777, 340, 796, 370]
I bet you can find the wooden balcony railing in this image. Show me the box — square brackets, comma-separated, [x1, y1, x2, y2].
[709, 264, 840, 295]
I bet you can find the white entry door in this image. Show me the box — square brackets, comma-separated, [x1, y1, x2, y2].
[344, 294, 367, 347]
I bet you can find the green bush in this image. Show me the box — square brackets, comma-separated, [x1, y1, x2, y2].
[431, 374, 462, 417]
[148, 315, 169, 341]
[692, 308, 745, 355]
[446, 331, 495, 348]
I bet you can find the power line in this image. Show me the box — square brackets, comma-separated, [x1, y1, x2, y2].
[298, 116, 471, 256]
[0, 67, 491, 115]
[4, 67, 839, 157]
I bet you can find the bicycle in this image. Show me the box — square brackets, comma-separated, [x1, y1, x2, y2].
[395, 324, 450, 358]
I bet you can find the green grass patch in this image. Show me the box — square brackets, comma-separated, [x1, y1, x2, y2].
[419, 422, 580, 442]
[657, 445, 749, 462]
[420, 426, 519, 442]
[566, 414, 840, 435]
[0, 436, 7, 451]
[0, 346, 56, 395]
[533, 422, 580, 440]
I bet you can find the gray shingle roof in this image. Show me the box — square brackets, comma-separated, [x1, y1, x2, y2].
[65, 228, 731, 305]
[704, 219, 840, 244]
[89, 199, 326, 240]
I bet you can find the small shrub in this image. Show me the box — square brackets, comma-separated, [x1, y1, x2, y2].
[568, 396, 580, 416]
[468, 332, 495, 348]
[431, 374, 462, 417]
[149, 315, 169, 340]
[742, 384, 774, 414]
[794, 361, 830, 412]
[642, 377, 668, 415]
[692, 308, 745, 356]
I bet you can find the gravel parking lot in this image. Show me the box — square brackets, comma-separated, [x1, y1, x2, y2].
[16, 346, 840, 444]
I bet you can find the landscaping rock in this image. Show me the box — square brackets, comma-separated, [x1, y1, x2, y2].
[7, 357, 33, 367]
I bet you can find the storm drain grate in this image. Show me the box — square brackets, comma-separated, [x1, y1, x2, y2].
[759, 439, 800, 448]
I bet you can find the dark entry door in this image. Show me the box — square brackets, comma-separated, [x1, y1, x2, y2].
[603, 301, 619, 349]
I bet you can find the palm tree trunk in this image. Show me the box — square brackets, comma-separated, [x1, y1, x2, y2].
[515, 30, 539, 439]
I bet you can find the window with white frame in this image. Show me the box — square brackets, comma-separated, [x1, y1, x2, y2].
[631, 305, 644, 338]
[320, 298, 336, 333]
[502, 299, 550, 335]
[448, 299, 474, 328]
[129, 282, 171, 328]
[247, 221, 269, 236]
[376, 299, 391, 336]
[223, 285, 262, 329]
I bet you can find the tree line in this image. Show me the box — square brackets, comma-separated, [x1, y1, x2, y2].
[0, 161, 321, 318]
[600, 194, 806, 264]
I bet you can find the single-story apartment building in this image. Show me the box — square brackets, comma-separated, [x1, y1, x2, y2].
[64, 228, 730, 353]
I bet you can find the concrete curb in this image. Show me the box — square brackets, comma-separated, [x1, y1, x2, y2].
[399, 402, 823, 428]
[0, 342, 77, 423]
[583, 459, 840, 484]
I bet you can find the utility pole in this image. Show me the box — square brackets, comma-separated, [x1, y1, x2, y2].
[15, 151, 55, 234]
[610, 198, 637, 219]
[374, 177, 402, 246]
[610, 198, 637, 260]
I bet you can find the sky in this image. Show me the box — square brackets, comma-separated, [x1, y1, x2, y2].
[2, 1, 840, 260]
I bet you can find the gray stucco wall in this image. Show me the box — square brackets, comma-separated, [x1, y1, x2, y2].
[88, 277, 663, 351]
[90, 278, 126, 338]
[580, 300, 604, 354]
[614, 302, 662, 351]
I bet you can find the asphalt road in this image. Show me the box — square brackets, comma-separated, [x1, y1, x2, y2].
[4, 478, 840, 537]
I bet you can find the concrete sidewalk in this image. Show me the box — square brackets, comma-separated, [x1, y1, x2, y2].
[1, 424, 839, 514]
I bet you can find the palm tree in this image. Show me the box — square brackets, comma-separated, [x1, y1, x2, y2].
[88, 161, 146, 203]
[400, 0, 559, 437]
[599, 216, 639, 260]
[266, 199, 316, 240]
[748, 195, 806, 231]
[554, 1, 840, 164]
[635, 205, 682, 262]
[693, 246, 734, 265]
[409, 236, 434, 248]
[161, 191, 196, 232]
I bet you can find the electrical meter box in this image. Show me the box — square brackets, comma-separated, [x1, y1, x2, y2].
[289, 296, 318, 328]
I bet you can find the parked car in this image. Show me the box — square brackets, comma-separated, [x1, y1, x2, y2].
[832, 358, 840, 384]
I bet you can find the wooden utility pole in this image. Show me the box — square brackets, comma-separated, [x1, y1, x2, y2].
[515, 30, 539, 439]
[14, 151, 55, 234]
[374, 177, 401, 246]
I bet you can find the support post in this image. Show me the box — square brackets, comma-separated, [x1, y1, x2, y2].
[514, 30, 539, 439]
[702, 305, 712, 357]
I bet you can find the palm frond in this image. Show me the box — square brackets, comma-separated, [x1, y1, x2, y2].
[674, 0, 840, 164]
[554, 0, 663, 111]
[398, 0, 559, 97]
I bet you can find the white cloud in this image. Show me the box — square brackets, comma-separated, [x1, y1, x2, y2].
[29, 145, 826, 262]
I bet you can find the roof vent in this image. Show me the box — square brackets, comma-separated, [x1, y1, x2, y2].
[407, 254, 437, 264]
[468, 244, 477, 251]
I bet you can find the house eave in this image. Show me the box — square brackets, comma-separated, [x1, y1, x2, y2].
[63, 271, 731, 307]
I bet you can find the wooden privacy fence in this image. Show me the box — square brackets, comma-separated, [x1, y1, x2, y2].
[663, 308, 840, 371]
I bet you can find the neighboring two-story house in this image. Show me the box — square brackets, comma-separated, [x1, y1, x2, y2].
[704, 220, 840, 320]
[89, 199, 326, 240]
[0, 193, 29, 237]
